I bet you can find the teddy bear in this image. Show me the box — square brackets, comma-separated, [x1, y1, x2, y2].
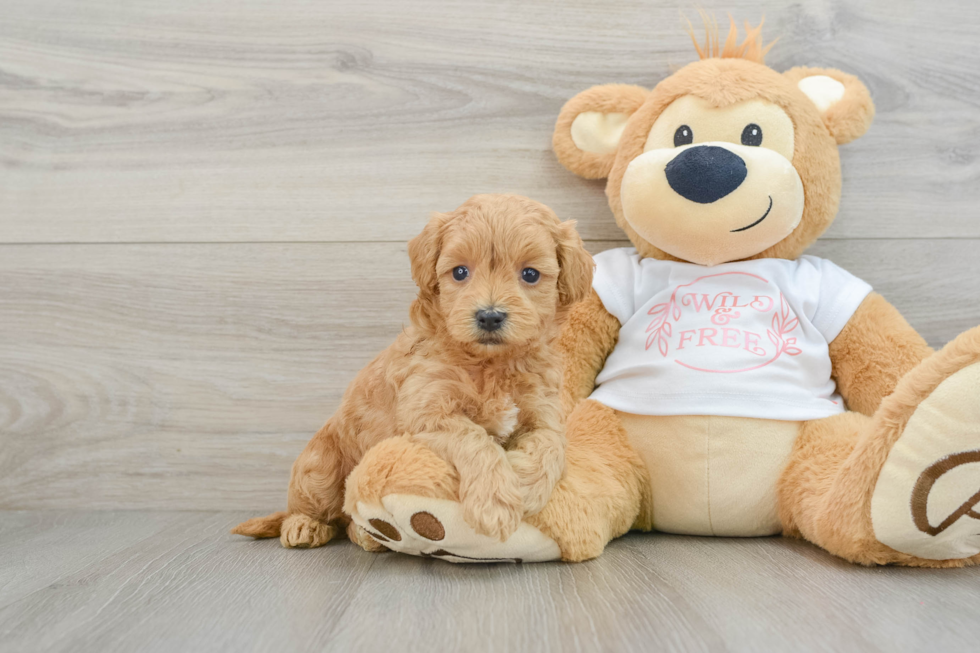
[340, 18, 980, 566]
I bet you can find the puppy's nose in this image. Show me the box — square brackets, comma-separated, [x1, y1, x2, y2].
[665, 145, 747, 204]
[475, 309, 507, 332]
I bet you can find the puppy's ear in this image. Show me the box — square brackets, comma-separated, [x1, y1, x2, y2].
[408, 211, 450, 317]
[784, 67, 875, 145]
[553, 84, 649, 179]
[554, 220, 594, 307]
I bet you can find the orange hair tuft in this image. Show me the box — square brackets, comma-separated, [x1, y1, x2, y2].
[685, 11, 778, 64]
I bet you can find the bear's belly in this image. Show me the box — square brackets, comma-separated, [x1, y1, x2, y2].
[616, 412, 800, 536]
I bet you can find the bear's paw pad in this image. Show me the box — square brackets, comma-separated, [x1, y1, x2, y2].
[872, 363, 980, 560]
[349, 494, 560, 563]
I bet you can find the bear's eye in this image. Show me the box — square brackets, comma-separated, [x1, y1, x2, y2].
[673, 125, 693, 147]
[741, 123, 763, 146]
[521, 268, 540, 284]
[452, 266, 469, 281]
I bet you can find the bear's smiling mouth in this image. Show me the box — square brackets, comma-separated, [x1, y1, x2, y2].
[730, 196, 773, 233]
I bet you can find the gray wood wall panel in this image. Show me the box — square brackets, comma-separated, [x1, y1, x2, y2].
[2, 239, 978, 510]
[1, 0, 979, 243]
[1, 0, 980, 511]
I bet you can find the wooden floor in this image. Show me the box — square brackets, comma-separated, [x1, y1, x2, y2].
[0, 511, 977, 653]
[3, 0, 980, 651]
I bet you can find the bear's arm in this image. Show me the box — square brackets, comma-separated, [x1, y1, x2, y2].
[557, 289, 621, 415]
[828, 292, 933, 416]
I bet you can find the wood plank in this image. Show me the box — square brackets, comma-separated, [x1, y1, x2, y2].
[0, 511, 377, 653]
[0, 511, 192, 610]
[0, 242, 417, 512]
[2, 0, 979, 243]
[0, 511, 978, 653]
[1, 239, 979, 510]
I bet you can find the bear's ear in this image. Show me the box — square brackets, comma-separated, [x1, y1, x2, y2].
[553, 84, 649, 179]
[784, 67, 875, 145]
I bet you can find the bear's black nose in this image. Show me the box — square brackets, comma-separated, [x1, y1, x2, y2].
[665, 145, 747, 204]
[475, 309, 507, 332]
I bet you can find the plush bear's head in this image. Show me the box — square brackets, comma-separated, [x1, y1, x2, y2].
[553, 19, 875, 266]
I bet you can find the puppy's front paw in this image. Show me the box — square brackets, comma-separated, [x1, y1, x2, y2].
[346, 520, 390, 553]
[280, 513, 335, 549]
[460, 475, 524, 542]
[506, 449, 559, 517]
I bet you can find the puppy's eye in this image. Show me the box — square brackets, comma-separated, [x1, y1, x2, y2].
[452, 266, 469, 281]
[741, 123, 763, 146]
[521, 268, 540, 284]
[673, 125, 693, 147]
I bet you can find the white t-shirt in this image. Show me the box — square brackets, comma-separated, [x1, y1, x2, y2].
[589, 248, 872, 420]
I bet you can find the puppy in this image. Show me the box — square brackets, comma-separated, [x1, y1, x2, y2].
[233, 194, 594, 548]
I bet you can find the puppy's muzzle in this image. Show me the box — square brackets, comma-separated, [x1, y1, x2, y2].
[475, 309, 507, 333]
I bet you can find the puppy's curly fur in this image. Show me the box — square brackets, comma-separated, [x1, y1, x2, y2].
[233, 194, 594, 546]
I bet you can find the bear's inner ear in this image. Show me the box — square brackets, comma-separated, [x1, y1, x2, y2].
[553, 84, 649, 180]
[797, 75, 846, 113]
[570, 111, 632, 155]
[785, 67, 875, 145]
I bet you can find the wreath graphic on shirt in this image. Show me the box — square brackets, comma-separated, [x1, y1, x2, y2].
[644, 272, 802, 374]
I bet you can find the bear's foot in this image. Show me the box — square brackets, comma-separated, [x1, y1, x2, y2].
[871, 333, 980, 561]
[349, 494, 560, 563]
[344, 435, 560, 563]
